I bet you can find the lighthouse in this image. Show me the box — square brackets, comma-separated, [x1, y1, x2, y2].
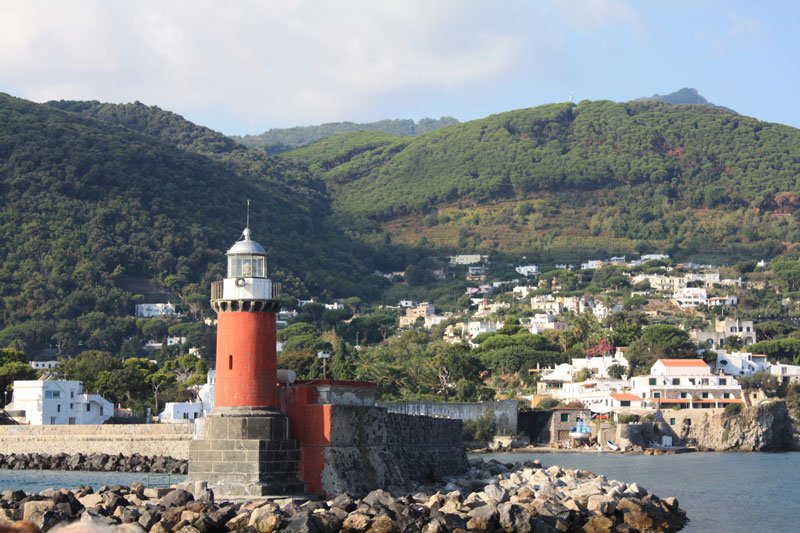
[211, 226, 280, 412]
[186, 224, 303, 497]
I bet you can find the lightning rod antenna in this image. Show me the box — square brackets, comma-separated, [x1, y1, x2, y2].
[246, 199, 250, 229]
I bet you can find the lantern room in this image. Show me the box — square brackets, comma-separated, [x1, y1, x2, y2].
[212, 227, 279, 304]
[227, 227, 267, 278]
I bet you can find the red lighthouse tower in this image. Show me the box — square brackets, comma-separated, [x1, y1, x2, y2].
[211, 226, 280, 412]
[187, 225, 303, 498]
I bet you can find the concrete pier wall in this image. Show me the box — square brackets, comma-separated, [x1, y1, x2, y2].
[0, 424, 194, 459]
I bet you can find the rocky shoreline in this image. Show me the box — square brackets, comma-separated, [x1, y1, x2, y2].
[0, 453, 187, 474]
[0, 458, 687, 532]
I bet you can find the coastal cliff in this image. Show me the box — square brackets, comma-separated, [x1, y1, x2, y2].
[681, 400, 795, 451]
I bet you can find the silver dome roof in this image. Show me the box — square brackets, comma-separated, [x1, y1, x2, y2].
[226, 227, 267, 255]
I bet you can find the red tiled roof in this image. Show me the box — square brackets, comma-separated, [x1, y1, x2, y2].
[610, 393, 641, 402]
[657, 359, 709, 368]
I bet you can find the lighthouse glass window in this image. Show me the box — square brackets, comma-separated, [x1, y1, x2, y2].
[228, 255, 266, 278]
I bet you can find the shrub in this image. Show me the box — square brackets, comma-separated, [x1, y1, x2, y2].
[618, 414, 640, 424]
[724, 403, 743, 417]
[537, 398, 559, 410]
[462, 410, 495, 443]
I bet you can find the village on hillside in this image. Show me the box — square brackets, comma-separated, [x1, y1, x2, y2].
[5, 250, 800, 451]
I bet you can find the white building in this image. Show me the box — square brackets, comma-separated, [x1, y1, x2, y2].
[449, 254, 488, 265]
[512, 286, 537, 300]
[715, 351, 770, 377]
[160, 370, 216, 422]
[672, 287, 707, 307]
[769, 363, 800, 385]
[571, 352, 629, 379]
[523, 313, 567, 334]
[135, 302, 177, 318]
[398, 300, 417, 308]
[466, 320, 503, 340]
[630, 359, 742, 409]
[580, 260, 603, 270]
[515, 265, 539, 277]
[159, 402, 204, 423]
[7, 380, 113, 425]
[707, 296, 738, 307]
[473, 300, 509, 318]
[29, 360, 58, 371]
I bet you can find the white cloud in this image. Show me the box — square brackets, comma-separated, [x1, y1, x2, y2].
[0, 0, 644, 133]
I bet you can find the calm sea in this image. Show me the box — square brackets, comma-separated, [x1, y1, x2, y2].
[0, 470, 186, 493]
[476, 451, 800, 533]
[1, 453, 797, 532]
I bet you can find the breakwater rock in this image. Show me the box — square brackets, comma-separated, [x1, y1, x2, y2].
[681, 400, 794, 451]
[0, 458, 687, 532]
[0, 453, 187, 474]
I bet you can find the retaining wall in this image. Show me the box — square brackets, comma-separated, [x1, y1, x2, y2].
[377, 399, 518, 434]
[0, 424, 194, 459]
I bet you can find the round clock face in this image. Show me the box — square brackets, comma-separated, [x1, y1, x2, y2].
[235, 277, 246, 287]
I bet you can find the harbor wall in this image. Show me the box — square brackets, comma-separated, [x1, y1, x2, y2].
[377, 399, 518, 434]
[0, 424, 194, 459]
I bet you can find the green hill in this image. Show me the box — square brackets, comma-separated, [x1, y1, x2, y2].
[235, 116, 459, 154]
[0, 95, 384, 355]
[286, 100, 800, 260]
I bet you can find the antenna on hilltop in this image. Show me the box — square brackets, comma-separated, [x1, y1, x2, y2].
[569, 90, 574, 103]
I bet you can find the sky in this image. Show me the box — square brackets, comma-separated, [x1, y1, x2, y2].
[0, 0, 797, 135]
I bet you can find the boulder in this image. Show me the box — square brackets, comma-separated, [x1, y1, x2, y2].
[581, 514, 615, 533]
[248, 506, 281, 533]
[22, 500, 57, 527]
[497, 502, 534, 533]
[366, 514, 397, 533]
[342, 512, 371, 532]
[465, 504, 497, 532]
[161, 489, 194, 508]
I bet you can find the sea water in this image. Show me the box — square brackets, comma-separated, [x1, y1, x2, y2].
[0, 470, 186, 493]
[1, 453, 797, 532]
[477, 451, 800, 533]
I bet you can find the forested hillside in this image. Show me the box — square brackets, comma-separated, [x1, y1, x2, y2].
[235, 116, 459, 154]
[287, 100, 800, 260]
[0, 95, 384, 354]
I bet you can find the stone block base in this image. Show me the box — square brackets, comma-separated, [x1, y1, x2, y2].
[186, 413, 305, 497]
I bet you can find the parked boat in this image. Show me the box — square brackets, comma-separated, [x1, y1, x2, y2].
[607, 440, 619, 451]
[569, 419, 591, 440]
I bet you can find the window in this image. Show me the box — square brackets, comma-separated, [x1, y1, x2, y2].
[57, 405, 61, 413]
[70, 391, 75, 398]
[672, 378, 680, 385]
[723, 393, 730, 399]
[229, 355, 233, 370]
[653, 392, 662, 398]
[45, 391, 61, 398]
[560, 413, 569, 422]
[680, 392, 688, 399]
[183, 412, 188, 419]
[669, 418, 676, 425]
[701, 392, 709, 399]
[621, 401, 630, 407]
[719, 378, 727, 385]
[99, 407, 103, 415]
[86, 404, 91, 412]
[68, 418, 76, 425]
[49, 417, 56, 424]
[70, 403, 74, 410]
[649, 378, 657, 385]
[684, 418, 692, 426]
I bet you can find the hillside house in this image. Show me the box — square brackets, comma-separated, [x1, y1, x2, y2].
[690, 318, 757, 347]
[398, 302, 436, 328]
[449, 254, 488, 265]
[715, 351, 770, 377]
[7, 380, 113, 425]
[135, 302, 176, 318]
[672, 287, 707, 307]
[630, 359, 743, 409]
[515, 265, 539, 277]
